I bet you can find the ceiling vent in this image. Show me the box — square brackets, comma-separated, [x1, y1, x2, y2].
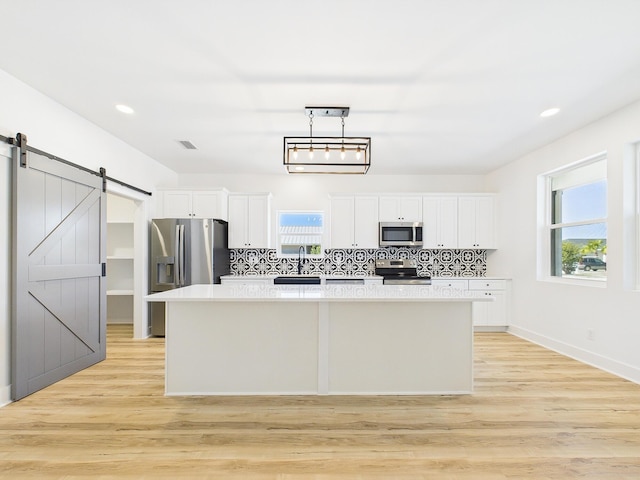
[178, 140, 197, 150]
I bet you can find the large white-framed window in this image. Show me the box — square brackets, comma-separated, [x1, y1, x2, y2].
[541, 154, 607, 283]
[277, 211, 324, 258]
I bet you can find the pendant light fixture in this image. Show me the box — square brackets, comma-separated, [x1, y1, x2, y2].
[283, 106, 371, 174]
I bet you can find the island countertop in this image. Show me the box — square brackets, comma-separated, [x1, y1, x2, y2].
[145, 283, 493, 303]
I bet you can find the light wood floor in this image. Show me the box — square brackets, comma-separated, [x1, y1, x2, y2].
[1, 325, 639, 479]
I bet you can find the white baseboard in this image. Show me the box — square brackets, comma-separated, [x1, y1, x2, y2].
[474, 325, 508, 332]
[508, 325, 640, 385]
[0, 384, 12, 407]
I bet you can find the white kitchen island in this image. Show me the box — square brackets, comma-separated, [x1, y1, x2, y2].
[146, 284, 490, 396]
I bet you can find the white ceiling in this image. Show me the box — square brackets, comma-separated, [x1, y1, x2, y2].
[2, 0, 640, 176]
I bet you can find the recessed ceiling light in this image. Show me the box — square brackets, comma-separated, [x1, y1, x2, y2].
[295, 166, 305, 171]
[115, 104, 135, 115]
[540, 107, 560, 118]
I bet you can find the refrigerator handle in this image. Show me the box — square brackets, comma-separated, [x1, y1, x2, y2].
[174, 225, 181, 287]
[179, 224, 186, 287]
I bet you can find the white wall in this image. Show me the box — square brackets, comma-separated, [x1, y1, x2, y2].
[486, 99, 640, 383]
[0, 69, 178, 405]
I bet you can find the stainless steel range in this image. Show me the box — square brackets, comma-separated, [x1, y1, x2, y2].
[374, 259, 432, 285]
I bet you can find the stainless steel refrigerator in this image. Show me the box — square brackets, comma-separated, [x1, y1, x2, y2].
[149, 218, 230, 336]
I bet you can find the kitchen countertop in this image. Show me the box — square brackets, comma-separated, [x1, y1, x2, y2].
[220, 275, 509, 280]
[432, 277, 509, 280]
[220, 274, 384, 280]
[145, 283, 493, 303]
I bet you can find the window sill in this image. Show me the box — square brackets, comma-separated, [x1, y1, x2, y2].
[539, 275, 607, 288]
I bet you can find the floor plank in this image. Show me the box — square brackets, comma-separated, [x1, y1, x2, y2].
[1, 325, 639, 479]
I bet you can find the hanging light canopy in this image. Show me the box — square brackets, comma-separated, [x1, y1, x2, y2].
[283, 106, 371, 174]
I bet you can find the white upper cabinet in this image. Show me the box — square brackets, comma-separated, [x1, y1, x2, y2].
[161, 191, 191, 218]
[378, 196, 422, 222]
[159, 189, 228, 220]
[330, 195, 379, 248]
[329, 196, 355, 248]
[191, 191, 227, 219]
[228, 193, 271, 248]
[422, 196, 458, 248]
[457, 195, 496, 249]
[354, 197, 380, 248]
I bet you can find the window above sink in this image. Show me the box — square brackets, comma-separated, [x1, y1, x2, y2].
[277, 211, 324, 259]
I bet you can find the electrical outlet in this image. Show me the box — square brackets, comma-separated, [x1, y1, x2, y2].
[587, 328, 595, 341]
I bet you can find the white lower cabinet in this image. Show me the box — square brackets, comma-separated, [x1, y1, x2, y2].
[430, 279, 469, 290]
[432, 278, 509, 330]
[468, 279, 509, 330]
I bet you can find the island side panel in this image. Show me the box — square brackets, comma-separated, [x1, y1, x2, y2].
[327, 301, 473, 394]
[165, 301, 319, 395]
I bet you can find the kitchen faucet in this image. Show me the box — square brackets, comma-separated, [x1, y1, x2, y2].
[297, 246, 306, 275]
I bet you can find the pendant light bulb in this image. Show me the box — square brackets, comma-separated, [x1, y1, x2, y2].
[356, 146, 362, 160]
[325, 145, 330, 160]
[293, 145, 298, 160]
[340, 145, 346, 160]
[309, 145, 314, 160]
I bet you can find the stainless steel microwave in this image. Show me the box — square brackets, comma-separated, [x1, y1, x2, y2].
[379, 222, 423, 247]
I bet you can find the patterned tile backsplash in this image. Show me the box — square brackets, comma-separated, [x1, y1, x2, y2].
[230, 248, 486, 277]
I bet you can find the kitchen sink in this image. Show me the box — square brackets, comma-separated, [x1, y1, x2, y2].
[273, 276, 321, 285]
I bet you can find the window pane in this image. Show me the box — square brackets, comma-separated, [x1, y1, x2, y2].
[550, 224, 607, 279]
[281, 244, 321, 255]
[279, 213, 323, 227]
[278, 211, 324, 257]
[553, 180, 607, 224]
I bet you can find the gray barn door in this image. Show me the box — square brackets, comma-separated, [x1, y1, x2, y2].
[12, 147, 106, 400]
